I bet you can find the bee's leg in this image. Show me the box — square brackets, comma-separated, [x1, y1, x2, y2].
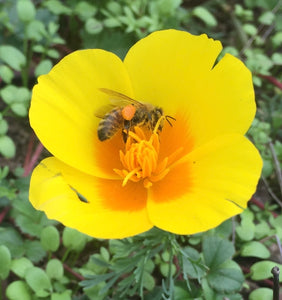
[123, 120, 131, 142]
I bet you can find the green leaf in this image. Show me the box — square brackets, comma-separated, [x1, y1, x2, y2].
[6, 281, 31, 300]
[0, 119, 8, 135]
[192, 6, 217, 27]
[142, 271, 155, 291]
[182, 247, 207, 279]
[0, 245, 11, 279]
[0, 46, 26, 71]
[47, 49, 59, 59]
[43, 0, 72, 15]
[12, 197, 50, 237]
[243, 24, 257, 36]
[203, 236, 235, 268]
[270, 215, 282, 229]
[51, 290, 72, 300]
[11, 257, 33, 278]
[160, 262, 176, 277]
[236, 209, 255, 241]
[0, 135, 16, 158]
[272, 32, 282, 48]
[104, 18, 121, 28]
[241, 241, 270, 258]
[0, 85, 30, 112]
[106, 2, 122, 15]
[24, 240, 46, 263]
[272, 53, 282, 65]
[35, 59, 53, 77]
[0, 85, 17, 104]
[244, 0, 277, 9]
[207, 267, 244, 293]
[62, 227, 88, 252]
[245, 51, 273, 75]
[0, 228, 24, 258]
[214, 219, 233, 238]
[25, 267, 52, 297]
[32, 44, 45, 53]
[41, 226, 60, 252]
[250, 261, 282, 281]
[11, 103, 28, 117]
[26, 20, 47, 41]
[0, 65, 14, 83]
[48, 22, 59, 35]
[249, 287, 273, 300]
[100, 247, 110, 262]
[255, 220, 270, 239]
[46, 259, 64, 280]
[258, 11, 275, 25]
[17, 0, 36, 22]
[74, 2, 97, 21]
[85, 18, 103, 34]
[174, 282, 198, 300]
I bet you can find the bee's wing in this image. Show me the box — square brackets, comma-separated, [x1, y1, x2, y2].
[95, 104, 116, 119]
[99, 88, 145, 108]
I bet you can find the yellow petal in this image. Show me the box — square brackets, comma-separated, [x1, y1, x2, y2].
[29, 50, 133, 178]
[193, 53, 255, 146]
[124, 30, 255, 147]
[147, 134, 262, 234]
[30, 157, 152, 239]
[124, 29, 222, 113]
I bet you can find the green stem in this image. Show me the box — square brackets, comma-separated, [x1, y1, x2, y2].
[21, 25, 29, 87]
[166, 235, 175, 300]
[21, 24, 34, 87]
[62, 248, 71, 263]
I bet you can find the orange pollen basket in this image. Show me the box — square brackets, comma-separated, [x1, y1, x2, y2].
[114, 117, 183, 188]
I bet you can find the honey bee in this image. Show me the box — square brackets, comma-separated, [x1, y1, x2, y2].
[96, 88, 175, 142]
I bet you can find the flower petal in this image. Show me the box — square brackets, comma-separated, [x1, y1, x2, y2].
[147, 134, 262, 234]
[30, 157, 152, 239]
[30, 50, 133, 178]
[124, 30, 255, 147]
[124, 29, 222, 113]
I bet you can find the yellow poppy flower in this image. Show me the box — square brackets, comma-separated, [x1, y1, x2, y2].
[29, 30, 262, 239]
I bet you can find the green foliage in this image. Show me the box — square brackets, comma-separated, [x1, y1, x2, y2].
[249, 287, 273, 300]
[241, 241, 270, 258]
[6, 281, 31, 300]
[250, 261, 282, 281]
[41, 226, 60, 252]
[0, 0, 281, 299]
[0, 245, 11, 279]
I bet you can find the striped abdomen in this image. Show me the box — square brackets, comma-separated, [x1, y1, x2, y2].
[97, 108, 124, 141]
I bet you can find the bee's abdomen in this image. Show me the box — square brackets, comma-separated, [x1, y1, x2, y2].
[97, 108, 123, 141]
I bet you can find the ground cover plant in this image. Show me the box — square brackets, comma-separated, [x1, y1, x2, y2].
[0, 0, 282, 299]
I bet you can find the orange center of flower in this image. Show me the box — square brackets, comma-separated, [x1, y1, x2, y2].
[114, 117, 183, 188]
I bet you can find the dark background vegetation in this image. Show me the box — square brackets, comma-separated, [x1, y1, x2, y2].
[0, 0, 281, 299]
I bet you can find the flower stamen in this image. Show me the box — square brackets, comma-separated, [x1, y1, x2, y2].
[114, 117, 183, 188]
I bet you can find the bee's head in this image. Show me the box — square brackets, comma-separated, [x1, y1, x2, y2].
[154, 107, 163, 117]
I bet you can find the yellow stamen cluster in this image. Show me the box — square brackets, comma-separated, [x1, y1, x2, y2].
[114, 118, 183, 188]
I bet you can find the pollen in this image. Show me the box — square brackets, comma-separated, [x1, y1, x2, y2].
[122, 104, 136, 120]
[114, 117, 183, 188]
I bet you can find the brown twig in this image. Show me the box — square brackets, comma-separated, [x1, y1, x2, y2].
[261, 176, 282, 208]
[0, 207, 10, 224]
[23, 141, 44, 176]
[258, 74, 282, 90]
[250, 197, 278, 218]
[63, 262, 85, 281]
[271, 266, 280, 300]
[23, 134, 35, 172]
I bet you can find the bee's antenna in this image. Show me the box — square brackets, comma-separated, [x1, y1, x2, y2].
[165, 115, 176, 127]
